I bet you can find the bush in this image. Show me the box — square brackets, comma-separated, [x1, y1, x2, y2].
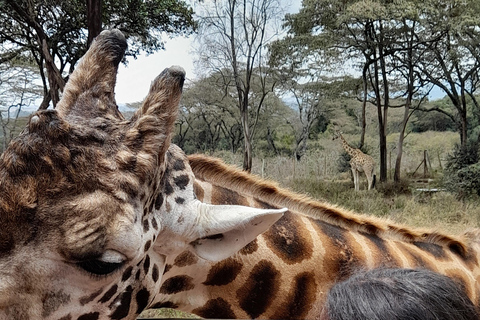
[377, 180, 412, 197]
[444, 140, 480, 199]
[445, 163, 480, 199]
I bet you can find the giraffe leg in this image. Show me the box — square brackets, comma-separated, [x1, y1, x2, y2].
[366, 172, 372, 190]
[351, 167, 359, 191]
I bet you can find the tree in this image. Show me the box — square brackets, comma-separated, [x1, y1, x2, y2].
[416, 0, 480, 147]
[175, 72, 241, 154]
[0, 0, 195, 109]
[0, 59, 43, 151]
[195, 0, 283, 172]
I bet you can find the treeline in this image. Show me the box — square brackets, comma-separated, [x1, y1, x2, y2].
[3, 0, 480, 185]
[170, 71, 460, 159]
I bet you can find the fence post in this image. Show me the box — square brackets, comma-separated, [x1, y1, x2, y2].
[424, 150, 429, 178]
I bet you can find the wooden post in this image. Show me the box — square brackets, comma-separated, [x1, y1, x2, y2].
[293, 157, 296, 178]
[261, 158, 265, 178]
[324, 155, 327, 176]
[426, 151, 433, 172]
[389, 151, 392, 180]
[424, 150, 428, 178]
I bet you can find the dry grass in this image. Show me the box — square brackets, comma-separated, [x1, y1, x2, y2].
[138, 309, 199, 319]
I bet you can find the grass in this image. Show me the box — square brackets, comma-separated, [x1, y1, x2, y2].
[286, 177, 480, 235]
[138, 309, 199, 319]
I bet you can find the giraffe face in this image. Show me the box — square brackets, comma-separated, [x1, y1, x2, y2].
[0, 30, 284, 319]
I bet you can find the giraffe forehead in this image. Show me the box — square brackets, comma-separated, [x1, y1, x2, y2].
[56, 191, 141, 259]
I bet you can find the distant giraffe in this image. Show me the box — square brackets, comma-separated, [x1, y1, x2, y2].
[151, 154, 480, 319]
[0, 30, 284, 319]
[333, 130, 376, 190]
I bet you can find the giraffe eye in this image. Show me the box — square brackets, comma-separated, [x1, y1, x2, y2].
[77, 259, 124, 275]
[76, 250, 126, 276]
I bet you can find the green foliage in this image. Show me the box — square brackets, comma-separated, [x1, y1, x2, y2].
[410, 110, 456, 132]
[444, 140, 480, 198]
[376, 180, 412, 197]
[1, 0, 195, 59]
[451, 163, 480, 199]
[445, 140, 479, 172]
[0, 0, 196, 107]
[337, 151, 352, 173]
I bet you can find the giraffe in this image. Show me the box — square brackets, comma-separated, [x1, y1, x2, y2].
[0, 30, 285, 319]
[150, 154, 480, 319]
[333, 130, 376, 190]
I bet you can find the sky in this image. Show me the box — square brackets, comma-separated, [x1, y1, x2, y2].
[115, 36, 195, 104]
[114, 24, 446, 105]
[114, 0, 303, 105]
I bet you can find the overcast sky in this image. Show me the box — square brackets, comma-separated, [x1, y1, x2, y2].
[113, 0, 445, 105]
[114, 0, 302, 104]
[115, 36, 195, 104]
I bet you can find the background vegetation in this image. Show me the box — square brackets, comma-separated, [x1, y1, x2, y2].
[2, 0, 480, 318]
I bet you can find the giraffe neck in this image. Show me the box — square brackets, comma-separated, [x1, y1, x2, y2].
[150, 154, 480, 319]
[340, 134, 358, 157]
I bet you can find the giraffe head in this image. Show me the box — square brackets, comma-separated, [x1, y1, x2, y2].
[0, 30, 284, 319]
[332, 129, 342, 141]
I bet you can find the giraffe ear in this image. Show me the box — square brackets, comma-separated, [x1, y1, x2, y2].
[189, 203, 286, 261]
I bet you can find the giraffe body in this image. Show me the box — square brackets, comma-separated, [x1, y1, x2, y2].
[0, 30, 283, 319]
[152, 154, 480, 319]
[333, 131, 376, 190]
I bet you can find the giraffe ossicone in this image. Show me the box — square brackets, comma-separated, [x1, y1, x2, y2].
[0, 30, 284, 319]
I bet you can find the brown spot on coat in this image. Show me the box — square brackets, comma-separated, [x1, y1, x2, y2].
[212, 186, 249, 206]
[150, 301, 178, 309]
[239, 239, 258, 255]
[79, 288, 103, 305]
[203, 258, 243, 286]
[99, 285, 118, 303]
[264, 212, 313, 264]
[236, 260, 280, 318]
[135, 288, 150, 314]
[109, 285, 133, 319]
[271, 272, 317, 319]
[174, 175, 189, 189]
[173, 251, 198, 267]
[77, 312, 100, 320]
[192, 298, 236, 319]
[313, 220, 365, 280]
[159, 275, 195, 294]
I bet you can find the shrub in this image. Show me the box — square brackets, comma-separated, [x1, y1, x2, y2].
[444, 140, 480, 199]
[376, 180, 412, 197]
[445, 163, 480, 199]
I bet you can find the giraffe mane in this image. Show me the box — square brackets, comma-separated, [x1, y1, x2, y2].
[188, 153, 469, 258]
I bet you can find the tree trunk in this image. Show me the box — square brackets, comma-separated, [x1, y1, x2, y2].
[87, 0, 103, 48]
[359, 63, 368, 149]
[394, 99, 410, 182]
[242, 119, 253, 172]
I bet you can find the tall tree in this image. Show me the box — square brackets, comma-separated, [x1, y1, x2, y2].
[279, 0, 402, 182]
[417, 0, 480, 147]
[86, 0, 103, 47]
[195, 0, 283, 172]
[0, 0, 195, 109]
[0, 59, 43, 151]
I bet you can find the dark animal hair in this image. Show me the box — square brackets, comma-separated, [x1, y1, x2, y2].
[321, 268, 479, 320]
